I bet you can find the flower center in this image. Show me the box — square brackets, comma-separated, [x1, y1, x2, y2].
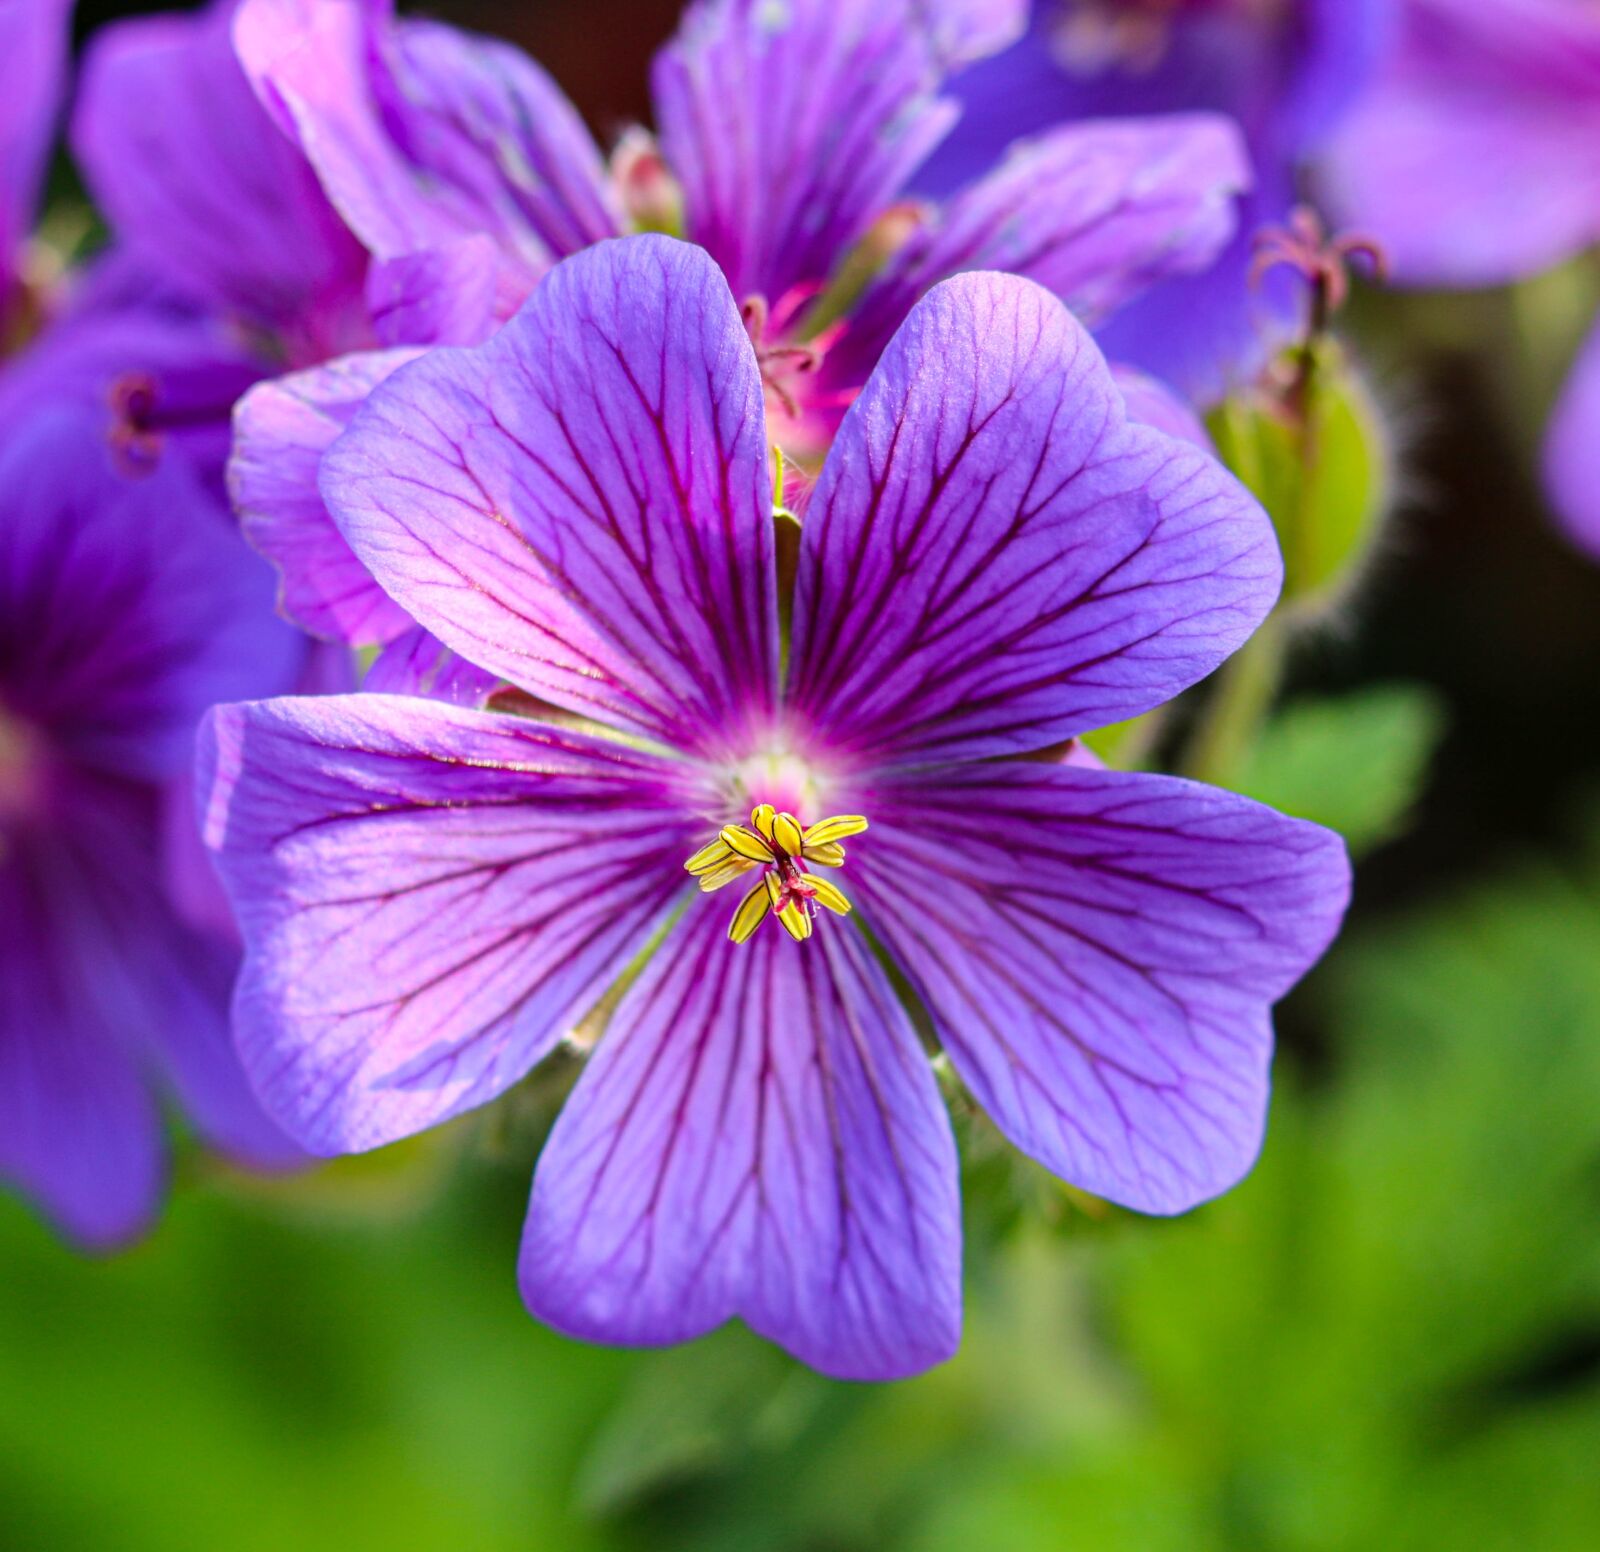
[685, 804, 868, 944]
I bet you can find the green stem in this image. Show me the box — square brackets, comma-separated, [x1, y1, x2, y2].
[1181, 614, 1288, 786]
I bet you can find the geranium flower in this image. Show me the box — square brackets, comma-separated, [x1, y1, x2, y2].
[1321, 0, 1600, 555]
[227, 0, 1250, 665]
[917, 0, 1393, 400]
[201, 236, 1350, 1377]
[0, 407, 301, 1246]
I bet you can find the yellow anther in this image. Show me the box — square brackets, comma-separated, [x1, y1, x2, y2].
[690, 806, 867, 945]
[802, 814, 868, 847]
[777, 901, 812, 941]
[728, 879, 772, 943]
[684, 838, 734, 874]
[698, 857, 755, 893]
[720, 824, 775, 863]
[772, 810, 805, 855]
[806, 875, 852, 916]
[801, 840, 845, 868]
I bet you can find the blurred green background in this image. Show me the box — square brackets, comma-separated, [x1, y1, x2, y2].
[7, 4, 1600, 1548]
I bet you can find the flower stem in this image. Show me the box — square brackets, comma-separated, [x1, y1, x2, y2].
[1181, 613, 1287, 786]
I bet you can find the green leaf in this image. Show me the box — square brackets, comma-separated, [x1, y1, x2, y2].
[1228, 683, 1446, 855]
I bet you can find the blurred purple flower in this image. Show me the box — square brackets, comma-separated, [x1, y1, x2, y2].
[0, 408, 302, 1247]
[72, 0, 369, 365]
[200, 236, 1350, 1377]
[916, 0, 1394, 401]
[1321, 0, 1600, 555]
[228, 0, 1251, 652]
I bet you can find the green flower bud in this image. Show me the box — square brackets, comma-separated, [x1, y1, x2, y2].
[1208, 337, 1392, 619]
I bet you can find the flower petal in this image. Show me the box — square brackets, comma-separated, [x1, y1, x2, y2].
[235, 0, 618, 297]
[0, 299, 265, 499]
[320, 236, 779, 757]
[0, 407, 300, 782]
[788, 272, 1280, 766]
[1111, 365, 1212, 452]
[912, 0, 1027, 69]
[71, 0, 366, 342]
[199, 694, 707, 1153]
[0, 834, 164, 1248]
[0, 0, 71, 283]
[231, 347, 423, 645]
[847, 762, 1351, 1213]
[1090, 174, 1300, 408]
[2, 775, 295, 1246]
[1544, 313, 1600, 558]
[652, 0, 957, 304]
[829, 114, 1250, 392]
[520, 896, 961, 1380]
[1321, 0, 1600, 285]
[364, 235, 507, 348]
[362, 626, 500, 707]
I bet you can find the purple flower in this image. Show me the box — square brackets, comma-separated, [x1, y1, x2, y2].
[200, 236, 1350, 1377]
[0, 0, 70, 324]
[230, 0, 1251, 654]
[1321, 0, 1600, 555]
[916, 0, 1394, 401]
[72, 0, 369, 364]
[0, 407, 302, 1247]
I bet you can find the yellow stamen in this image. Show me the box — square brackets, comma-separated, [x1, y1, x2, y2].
[772, 810, 805, 855]
[802, 814, 868, 847]
[806, 875, 852, 916]
[685, 838, 735, 874]
[721, 824, 775, 863]
[801, 840, 846, 868]
[698, 857, 756, 893]
[728, 879, 772, 943]
[777, 901, 812, 941]
[691, 806, 867, 945]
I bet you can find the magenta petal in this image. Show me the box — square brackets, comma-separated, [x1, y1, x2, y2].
[321, 237, 779, 757]
[1544, 313, 1600, 558]
[231, 348, 423, 645]
[831, 114, 1250, 389]
[72, 0, 365, 341]
[520, 898, 961, 1380]
[236, 0, 617, 295]
[652, 0, 957, 304]
[200, 695, 706, 1153]
[0, 0, 70, 286]
[847, 763, 1351, 1214]
[789, 272, 1280, 765]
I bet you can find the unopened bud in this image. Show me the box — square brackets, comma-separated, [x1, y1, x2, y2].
[611, 126, 683, 236]
[1208, 337, 1393, 618]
